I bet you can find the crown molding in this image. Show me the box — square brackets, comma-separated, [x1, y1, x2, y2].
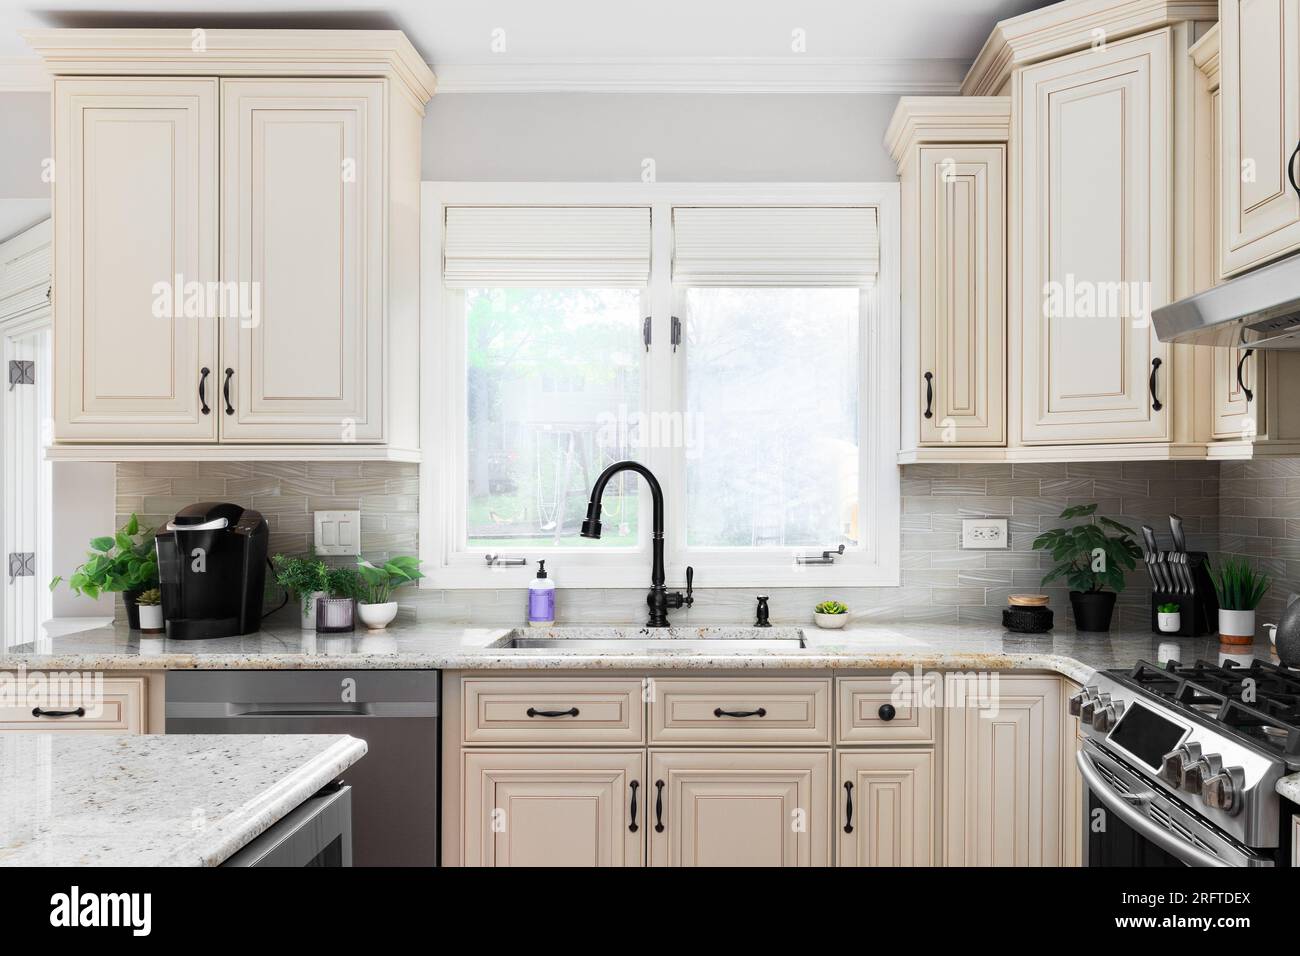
[884, 96, 1012, 166]
[1190, 21, 1219, 85]
[0, 57, 50, 92]
[961, 0, 1219, 96]
[432, 57, 967, 94]
[21, 28, 436, 105]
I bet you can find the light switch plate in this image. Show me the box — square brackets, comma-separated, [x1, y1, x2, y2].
[962, 518, 1008, 550]
[314, 510, 361, 556]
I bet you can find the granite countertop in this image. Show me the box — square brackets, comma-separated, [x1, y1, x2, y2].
[0, 733, 366, 866]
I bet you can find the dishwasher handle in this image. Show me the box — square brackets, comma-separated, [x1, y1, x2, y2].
[167, 700, 439, 720]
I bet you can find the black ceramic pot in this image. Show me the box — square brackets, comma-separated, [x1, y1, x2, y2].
[1070, 590, 1117, 632]
[122, 588, 142, 630]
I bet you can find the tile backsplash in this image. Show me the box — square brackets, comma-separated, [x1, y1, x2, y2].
[117, 456, 1300, 628]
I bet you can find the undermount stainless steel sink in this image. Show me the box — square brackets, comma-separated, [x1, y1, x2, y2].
[491, 626, 807, 653]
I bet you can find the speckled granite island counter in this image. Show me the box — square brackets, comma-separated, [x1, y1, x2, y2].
[0, 734, 366, 866]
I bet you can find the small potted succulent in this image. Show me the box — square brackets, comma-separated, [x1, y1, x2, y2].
[272, 554, 330, 629]
[355, 556, 423, 630]
[136, 588, 164, 634]
[1156, 601, 1181, 634]
[50, 514, 159, 629]
[813, 600, 849, 629]
[1212, 558, 1271, 646]
[1033, 504, 1141, 632]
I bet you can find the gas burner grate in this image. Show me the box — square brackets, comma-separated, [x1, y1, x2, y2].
[1119, 658, 1300, 758]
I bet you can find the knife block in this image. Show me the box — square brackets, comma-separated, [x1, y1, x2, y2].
[1149, 551, 1218, 637]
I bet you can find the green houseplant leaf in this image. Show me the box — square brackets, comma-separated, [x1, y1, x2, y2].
[1032, 504, 1140, 595]
[51, 515, 158, 601]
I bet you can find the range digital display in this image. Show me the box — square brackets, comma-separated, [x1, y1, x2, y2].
[1108, 701, 1187, 770]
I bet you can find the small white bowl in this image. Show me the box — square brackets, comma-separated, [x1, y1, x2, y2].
[357, 601, 398, 630]
[814, 612, 849, 629]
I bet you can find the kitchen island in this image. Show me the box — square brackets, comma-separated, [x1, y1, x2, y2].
[0, 733, 366, 866]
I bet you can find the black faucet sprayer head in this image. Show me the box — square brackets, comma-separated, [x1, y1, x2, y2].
[579, 508, 602, 539]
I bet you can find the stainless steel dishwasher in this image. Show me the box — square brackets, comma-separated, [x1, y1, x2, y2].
[166, 670, 439, 867]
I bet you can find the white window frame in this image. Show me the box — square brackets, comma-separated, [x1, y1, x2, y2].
[420, 182, 900, 589]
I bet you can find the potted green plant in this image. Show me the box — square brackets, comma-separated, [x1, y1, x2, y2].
[1156, 601, 1181, 634]
[1211, 558, 1271, 645]
[1033, 504, 1141, 632]
[50, 514, 158, 630]
[271, 554, 330, 629]
[316, 566, 363, 632]
[136, 587, 164, 634]
[813, 600, 849, 629]
[355, 556, 423, 630]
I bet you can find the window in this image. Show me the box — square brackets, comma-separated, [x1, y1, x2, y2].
[423, 184, 900, 588]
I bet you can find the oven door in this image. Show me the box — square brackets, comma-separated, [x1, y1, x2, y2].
[1078, 739, 1274, 868]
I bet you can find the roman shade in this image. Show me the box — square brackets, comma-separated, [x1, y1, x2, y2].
[672, 206, 879, 286]
[443, 206, 651, 286]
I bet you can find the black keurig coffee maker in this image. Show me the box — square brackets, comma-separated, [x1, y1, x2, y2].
[155, 502, 268, 639]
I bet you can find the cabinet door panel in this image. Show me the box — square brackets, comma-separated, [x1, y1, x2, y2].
[919, 146, 1005, 445]
[837, 750, 934, 866]
[1221, 0, 1300, 275]
[54, 79, 217, 441]
[462, 750, 643, 867]
[944, 675, 1062, 866]
[649, 750, 830, 867]
[1016, 31, 1170, 443]
[220, 79, 384, 442]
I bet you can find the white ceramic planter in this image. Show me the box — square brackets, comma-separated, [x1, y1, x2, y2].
[1157, 611, 1181, 634]
[1218, 608, 1256, 644]
[357, 601, 398, 630]
[300, 591, 326, 630]
[814, 612, 849, 629]
[137, 604, 164, 634]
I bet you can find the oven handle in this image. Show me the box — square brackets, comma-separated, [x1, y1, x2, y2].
[1076, 749, 1228, 868]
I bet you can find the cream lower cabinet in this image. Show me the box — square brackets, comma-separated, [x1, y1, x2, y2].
[943, 674, 1062, 866]
[461, 750, 644, 867]
[648, 750, 831, 867]
[837, 750, 934, 866]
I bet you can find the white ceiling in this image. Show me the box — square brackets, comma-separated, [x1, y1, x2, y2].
[0, 0, 1055, 92]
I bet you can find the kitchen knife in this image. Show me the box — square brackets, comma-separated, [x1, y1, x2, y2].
[1169, 514, 1191, 592]
[1140, 525, 1166, 594]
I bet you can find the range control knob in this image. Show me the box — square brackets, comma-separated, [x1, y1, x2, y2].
[1203, 766, 1246, 814]
[1158, 741, 1202, 787]
[1093, 700, 1125, 732]
[1069, 686, 1099, 717]
[1185, 753, 1223, 795]
[1080, 693, 1110, 725]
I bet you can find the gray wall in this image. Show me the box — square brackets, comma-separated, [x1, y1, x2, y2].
[423, 92, 901, 182]
[0, 92, 50, 199]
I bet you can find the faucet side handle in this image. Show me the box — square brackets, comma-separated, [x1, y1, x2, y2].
[754, 595, 771, 627]
[684, 566, 694, 607]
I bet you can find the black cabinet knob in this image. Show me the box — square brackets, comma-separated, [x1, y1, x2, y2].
[878, 703, 896, 722]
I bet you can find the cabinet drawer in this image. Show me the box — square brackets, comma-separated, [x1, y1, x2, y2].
[837, 675, 938, 744]
[0, 676, 146, 733]
[648, 679, 831, 745]
[462, 678, 645, 744]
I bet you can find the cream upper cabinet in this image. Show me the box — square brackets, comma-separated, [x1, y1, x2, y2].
[917, 146, 1006, 446]
[461, 750, 644, 867]
[1220, 0, 1300, 276]
[648, 750, 830, 867]
[1015, 30, 1172, 444]
[53, 78, 218, 442]
[837, 750, 934, 867]
[219, 79, 385, 442]
[944, 674, 1062, 867]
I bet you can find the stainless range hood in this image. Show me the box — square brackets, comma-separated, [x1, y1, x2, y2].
[1152, 252, 1300, 348]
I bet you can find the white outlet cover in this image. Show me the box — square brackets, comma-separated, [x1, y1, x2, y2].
[962, 518, 1008, 550]
[314, 510, 361, 556]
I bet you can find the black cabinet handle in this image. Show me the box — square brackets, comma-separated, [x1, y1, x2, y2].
[198, 366, 210, 415]
[654, 780, 665, 833]
[525, 706, 579, 718]
[923, 371, 934, 419]
[1288, 139, 1300, 198]
[222, 368, 234, 415]
[629, 780, 639, 833]
[31, 707, 85, 719]
[713, 707, 767, 718]
[843, 781, 855, 834]
[1236, 348, 1255, 403]
[1149, 357, 1163, 412]
[878, 703, 896, 722]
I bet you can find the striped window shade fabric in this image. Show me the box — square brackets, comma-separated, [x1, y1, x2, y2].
[672, 206, 879, 286]
[443, 206, 651, 286]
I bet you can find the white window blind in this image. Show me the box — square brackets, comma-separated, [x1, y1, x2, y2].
[443, 206, 651, 286]
[672, 206, 879, 286]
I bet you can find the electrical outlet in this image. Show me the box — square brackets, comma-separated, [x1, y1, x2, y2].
[962, 518, 1008, 550]
[314, 510, 361, 556]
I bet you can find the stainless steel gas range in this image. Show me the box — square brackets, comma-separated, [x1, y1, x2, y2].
[1074, 658, 1299, 867]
